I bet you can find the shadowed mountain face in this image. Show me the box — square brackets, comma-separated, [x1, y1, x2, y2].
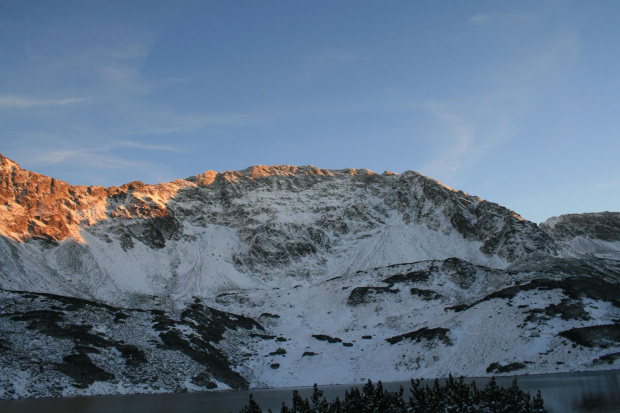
[540, 212, 620, 259]
[541, 212, 620, 242]
[0, 153, 619, 399]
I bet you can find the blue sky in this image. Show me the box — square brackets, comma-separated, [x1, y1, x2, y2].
[1, 1, 618, 223]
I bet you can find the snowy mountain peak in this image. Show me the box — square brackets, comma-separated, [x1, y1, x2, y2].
[0, 151, 616, 304]
[0, 152, 561, 302]
[1, 152, 620, 399]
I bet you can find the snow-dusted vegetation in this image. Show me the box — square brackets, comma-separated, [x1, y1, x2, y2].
[239, 376, 546, 413]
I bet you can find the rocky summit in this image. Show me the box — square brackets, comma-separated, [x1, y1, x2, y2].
[0, 153, 619, 399]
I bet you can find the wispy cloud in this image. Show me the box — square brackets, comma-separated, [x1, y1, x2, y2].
[471, 14, 489, 25]
[0, 95, 91, 109]
[416, 97, 522, 183]
[417, 26, 580, 182]
[10, 138, 185, 186]
[101, 65, 138, 82]
[120, 110, 263, 136]
[471, 13, 535, 25]
[303, 51, 365, 62]
[167, 76, 194, 84]
[103, 41, 150, 61]
[29, 140, 185, 167]
[33, 149, 151, 169]
[17, 140, 184, 168]
[298, 50, 366, 80]
[418, 103, 477, 178]
[596, 177, 620, 190]
[4, 131, 187, 185]
[115, 141, 185, 152]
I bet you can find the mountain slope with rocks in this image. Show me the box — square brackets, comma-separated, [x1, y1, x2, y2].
[0, 153, 618, 399]
[541, 212, 620, 259]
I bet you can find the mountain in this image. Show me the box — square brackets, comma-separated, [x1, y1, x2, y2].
[0, 153, 618, 399]
[540, 212, 620, 259]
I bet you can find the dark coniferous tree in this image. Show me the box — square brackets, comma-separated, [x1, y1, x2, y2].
[532, 390, 546, 413]
[328, 396, 343, 413]
[427, 378, 447, 413]
[239, 394, 262, 413]
[341, 387, 363, 412]
[409, 378, 428, 412]
[311, 383, 330, 413]
[444, 375, 477, 413]
[282, 390, 311, 413]
[480, 376, 504, 413]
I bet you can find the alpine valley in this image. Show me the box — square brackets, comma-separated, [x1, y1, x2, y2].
[0, 153, 619, 399]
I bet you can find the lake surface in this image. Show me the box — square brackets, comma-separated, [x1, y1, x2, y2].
[1, 369, 618, 413]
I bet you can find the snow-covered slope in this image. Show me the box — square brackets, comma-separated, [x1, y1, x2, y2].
[0, 153, 619, 399]
[0, 156, 555, 303]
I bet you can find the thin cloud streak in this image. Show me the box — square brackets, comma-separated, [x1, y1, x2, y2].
[303, 51, 365, 62]
[123, 111, 264, 136]
[470, 13, 535, 25]
[0, 95, 91, 109]
[34, 151, 162, 186]
[418, 26, 580, 183]
[470, 14, 489, 25]
[115, 141, 185, 152]
[596, 177, 620, 190]
[28, 140, 185, 167]
[418, 103, 476, 179]
[101, 65, 138, 82]
[15, 142, 180, 186]
[297, 50, 366, 81]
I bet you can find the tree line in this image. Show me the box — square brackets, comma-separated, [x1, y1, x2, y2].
[239, 375, 546, 412]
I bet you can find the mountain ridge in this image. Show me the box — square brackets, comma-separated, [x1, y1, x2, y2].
[0, 153, 558, 302]
[0, 153, 551, 252]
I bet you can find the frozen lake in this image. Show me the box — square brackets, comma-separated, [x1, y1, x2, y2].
[1, 369, 618, 413]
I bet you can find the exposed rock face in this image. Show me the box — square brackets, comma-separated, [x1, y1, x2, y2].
[0, 154, 182, 243]
[0, 154, 83, 241]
